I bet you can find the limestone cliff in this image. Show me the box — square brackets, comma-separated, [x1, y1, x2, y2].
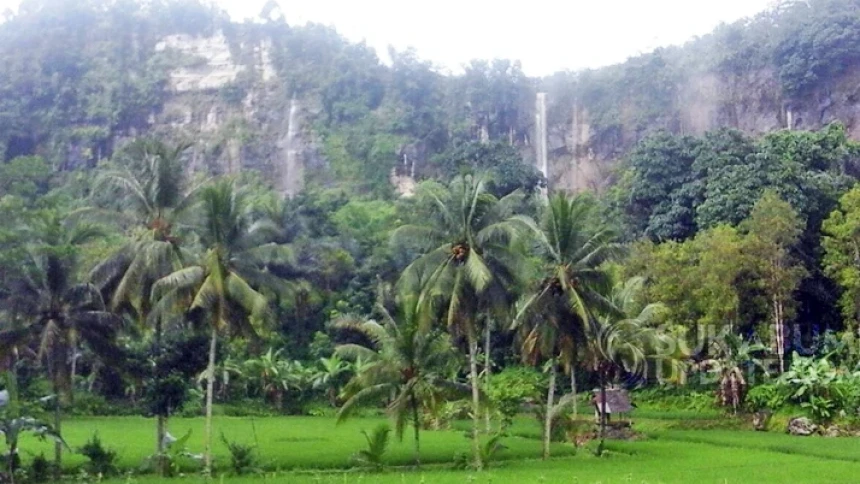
[146, 30, 315, 197]
[546, 66, 860, 193]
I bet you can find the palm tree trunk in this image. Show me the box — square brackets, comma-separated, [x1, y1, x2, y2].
[483, 319, 492, 433]
[49, 345, 63, 482]
[156, 414, 166, 473]
[204, 326, 218, 476]
[411, 393, 421, 468]
[53, 379, 62, 481]
[328, 387, 337, 408]
[570, 367, 578, 421]
[468, 336, 483, 470]
[154, 317, 166, 476]
[6, 364, 18, 484]
[598, 368, 607, 454]
[69, 341, 77, 405]
[543, 358, 557, 460]
[7, 440, 15, 484]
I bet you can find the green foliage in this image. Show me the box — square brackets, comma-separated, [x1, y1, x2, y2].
[623, 131, 701, 240]
[143, 429, 198, 477]
[220, 433, 258, 476]
[620, 125, 854, 245]
[0, 156, 52, 201]
[626, 190, 812, 344]
[746, 384, 788, 413]
[69, 394, 140, 417]
[822, 185, 860, 326]
[434, 141, 544, 197]
[774, 0, 860, 97]
[478, 433, 507, 469]
[634, 387, 718, 413]
[78, 432, 118, 476]
[352, 424, 390, 470]
[486, 367, 545, 430]
[331, 199, 398, 250]
[777, 352, 857, 422]
[27, 453, 51, 483]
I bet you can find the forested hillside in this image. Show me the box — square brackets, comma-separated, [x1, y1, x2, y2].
[2, 0, 860, 194]
[4, 1, 860, 479]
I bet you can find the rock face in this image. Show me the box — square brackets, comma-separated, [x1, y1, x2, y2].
[148, 31, 313, 197]
[155, 33, 246, 92]
[546, 66, 860, 193]
[787, 417, 818, 436]
[141, 31, 860, 198]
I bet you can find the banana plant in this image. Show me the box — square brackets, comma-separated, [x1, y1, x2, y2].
[0, 372, 67, 484]
[312, 354, 349, 407]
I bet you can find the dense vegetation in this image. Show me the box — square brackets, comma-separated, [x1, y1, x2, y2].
[3, 0, 860, 482]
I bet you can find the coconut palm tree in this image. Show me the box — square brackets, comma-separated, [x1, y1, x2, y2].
[334, 293, 464, 467]
[585, 277, 675, 450]
[89, 138, 196, 469]
[0, 250, 121, 477]
[513, 193, 617, 458]
[393, 174, 530, 469]
[153, 179, 284, 475]
[0, 209, 119, 477]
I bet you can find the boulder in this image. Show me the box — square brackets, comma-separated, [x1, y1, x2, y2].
[787, 417, 818, 436]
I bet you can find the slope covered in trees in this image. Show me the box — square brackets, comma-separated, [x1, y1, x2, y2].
[4, 1, 860, 480]
[2, 0, 860, 193]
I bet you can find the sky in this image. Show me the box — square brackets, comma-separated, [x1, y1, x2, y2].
[0, 0, 777, 76]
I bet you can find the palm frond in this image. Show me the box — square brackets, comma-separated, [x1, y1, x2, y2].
[225, 273, 268, 317]
[152, 266, 204, 301]
[463, 250, 492, 293]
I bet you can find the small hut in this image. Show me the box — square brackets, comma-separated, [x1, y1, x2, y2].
[591, 388, 633, 423]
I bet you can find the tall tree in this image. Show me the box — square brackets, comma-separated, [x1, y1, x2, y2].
[513, 193, 616, 459]
[335, 292, 462, 466]
[742, 191, 806, 373]
[394, 174, 529, 469]
[0, 249, 120, 478]
[585, 277, 673, 450]
[89, 138, 195, 471]
[153, 179, 280, 475]
[822, 185, 860, 330]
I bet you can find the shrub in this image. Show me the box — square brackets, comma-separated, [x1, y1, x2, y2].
[220, 434, 257, 476]
[532, 405, 576, 443]
[425, 400, 470, 430]
[746, 384, 788, 412]
[69, 393, 140, 417]
[142, 429, 200, 477]
[28, 453, 51, 483]
[832, 380, 860, 418]
[487, 366, 545, 430]
[634, 386, 717, 412]
[479, 433, 507, 469]
[778, 352, 849, 423]
[78, 432, 118, 476]
[352, 424, 390, 470]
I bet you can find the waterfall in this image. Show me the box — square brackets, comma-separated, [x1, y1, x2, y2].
[278, 97, 304, 197]
[535, 93, 549, 199]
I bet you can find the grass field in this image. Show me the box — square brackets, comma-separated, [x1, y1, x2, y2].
[18, 415, 573, 471]
[15, 412, 860, 482]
